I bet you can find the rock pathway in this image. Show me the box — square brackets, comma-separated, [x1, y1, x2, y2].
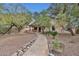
[23, 33, 49, 56]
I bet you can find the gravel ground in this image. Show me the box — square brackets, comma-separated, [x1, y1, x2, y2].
[0, 33, 36, 56]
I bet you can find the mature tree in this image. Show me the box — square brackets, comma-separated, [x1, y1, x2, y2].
[47, 3, 76, 36]
[0, 4, 32, 34]
[70, 4, 79, 34]
[33, 11, 51, 32]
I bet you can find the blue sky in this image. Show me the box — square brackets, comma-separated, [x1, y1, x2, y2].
[23, 3, 50, 13]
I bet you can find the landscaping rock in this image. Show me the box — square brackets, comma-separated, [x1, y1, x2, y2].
[23, 33, 49, 56]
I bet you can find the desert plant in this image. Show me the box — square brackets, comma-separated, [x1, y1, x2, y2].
[52, 39, 61, 49]
[46, 31, 58, 39]
[52, 39, 64, 53]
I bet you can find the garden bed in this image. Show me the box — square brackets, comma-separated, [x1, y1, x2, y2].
[47, 33, 79, 56]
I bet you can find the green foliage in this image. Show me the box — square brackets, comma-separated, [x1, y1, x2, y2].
[71, 4, 79, 18]
[56, 13, 68, 27]
[0, 4, 32, 33]
[0, 24, 10, 33]
[12, 14, 32, 28]
[0, 3, 79, 34]
[0, 14, 12, 33]
[34, 14, 51, 29]
[52, 39, 61, 49]
[46, 31, 58, 36]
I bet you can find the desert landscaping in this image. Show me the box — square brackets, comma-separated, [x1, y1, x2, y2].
[0, 3, 79, 56]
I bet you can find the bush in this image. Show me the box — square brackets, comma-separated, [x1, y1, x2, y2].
[52, 39, 64, 53]
[52, 39, 61, 49]
[50, 31, 58, 36]
[46, 31, 58, 39]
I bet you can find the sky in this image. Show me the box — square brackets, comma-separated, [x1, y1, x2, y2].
[23, 3, 50, 13]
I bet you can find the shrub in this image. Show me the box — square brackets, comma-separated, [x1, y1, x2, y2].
[46, 31, 58, 39]
[52, 39, 61, 49]
[50, 31, 58, 37]
[52, 39, 64, 53]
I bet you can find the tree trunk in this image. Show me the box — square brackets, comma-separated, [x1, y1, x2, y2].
[61, 25, 64, 32]
[3, 24, 14, 34]
[17, 26, 23, 32]
[53, 36, 55, 39]
[42, 26, 45, 33]
[75, 28, 79, 34]
[67, 28, 75, 36]
[37, 27, 39, 32]
[39, 27, 41, 32]
[52, 25, 55, 31]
